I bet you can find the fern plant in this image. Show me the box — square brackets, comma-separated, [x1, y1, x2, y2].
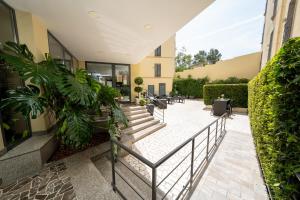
[0, 42, 127, 148]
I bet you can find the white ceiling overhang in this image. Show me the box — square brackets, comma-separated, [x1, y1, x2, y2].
[5, 0, 214, 64]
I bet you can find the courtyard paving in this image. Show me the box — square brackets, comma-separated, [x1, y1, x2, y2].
[124, 100, 269, 199]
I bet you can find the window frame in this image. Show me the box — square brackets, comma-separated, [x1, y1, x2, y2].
[154, 63, 161, 77]
[154, 46, 161, 57]
[47, 31, 79, 69]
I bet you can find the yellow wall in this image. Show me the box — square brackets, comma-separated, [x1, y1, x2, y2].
[261, 0, 300, 68]
[15, 10, 55, 133]
[175, 52, 262, 80]
[131, 36, 175, 100]
[0, 128, 4, 152]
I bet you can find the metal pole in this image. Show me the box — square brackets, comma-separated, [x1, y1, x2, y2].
[215, 120, 218, 145]
[223, 116, 226, 133]
[152, 168, 157, 200]
[190, 139, 195, 189]
[220, 117, 223, 134]
[206, 127, 210, 161]
[111, 141, 116, 191]
[163, 109, 165, 123]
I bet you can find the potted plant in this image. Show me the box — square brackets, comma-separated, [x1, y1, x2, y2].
[134, 77, 143, 105]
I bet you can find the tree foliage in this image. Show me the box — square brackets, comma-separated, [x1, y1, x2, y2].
[175, 47, 222, 72]
[0, 41, 127, 148]
[207, 48, 222, 64]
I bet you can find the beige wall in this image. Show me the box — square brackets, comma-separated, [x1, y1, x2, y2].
[131, 36, 175, 100]
[261, 0, 300, 68]
[0, 128, 4, 152]
[176, 52, 262, 81]
[15, 10, 55, 133]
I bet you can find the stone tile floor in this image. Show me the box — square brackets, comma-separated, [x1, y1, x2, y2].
[124, 100, 269, 199]
[0, 162, 76, 200]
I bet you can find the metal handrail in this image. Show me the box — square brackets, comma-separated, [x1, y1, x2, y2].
[111, 113, 227, 200]
[145, 90, 166, 123]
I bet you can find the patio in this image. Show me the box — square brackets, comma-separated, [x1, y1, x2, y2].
[121, 99, 269, 199]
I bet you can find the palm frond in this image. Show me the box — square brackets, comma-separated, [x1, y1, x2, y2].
[0, 85, 47, 119]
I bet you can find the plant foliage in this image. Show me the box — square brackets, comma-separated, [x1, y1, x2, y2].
[173, 77, 209, 98]
[0, 42, 127, 148]
[248, 37, 300, 199]
[203, 84, 248, 108]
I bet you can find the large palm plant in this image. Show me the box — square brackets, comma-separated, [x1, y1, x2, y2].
[0, 42, 127, 148]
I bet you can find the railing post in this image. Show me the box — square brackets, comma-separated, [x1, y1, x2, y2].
[206, 126, 210, 161]
[220, 117, 223, 134]
[223, 116, 226, 133]
[111, 141, 116, 191]
[190, 139, 195, 189]
[152, 167, 157, 200]
[215, 120, 218, 145]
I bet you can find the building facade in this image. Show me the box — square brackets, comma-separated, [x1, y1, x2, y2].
[131, 36, 176, 99]
[261, 0, 300, 68]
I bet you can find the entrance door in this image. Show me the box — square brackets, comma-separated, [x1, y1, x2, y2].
[159, 83, 166, 96]
[148, 85, 154, 96]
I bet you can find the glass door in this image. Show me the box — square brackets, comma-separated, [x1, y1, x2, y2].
[115, 65, 130, 102]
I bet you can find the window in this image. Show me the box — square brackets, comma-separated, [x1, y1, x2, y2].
[267, 31, 274, 61]
[282, 0, 296, 43]
[0, 2, 31, 150]
[154, 46, 161, 57]
[159, 83, 166, 96]
[148, 85, 154, 96]
[48, 32, 78, 69]
[154, 63, 161, 77]
[271, 0, 278, 19]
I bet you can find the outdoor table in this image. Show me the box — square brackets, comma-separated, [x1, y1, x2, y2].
[177, 96, 185, 103]
[213, 98, 230, 116]
[166, 97, 174, 104]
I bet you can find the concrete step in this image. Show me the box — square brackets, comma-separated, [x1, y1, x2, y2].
[127, 112, 151, 121]
[127, 116, 154, 127]
[121, 105, 146, 112]
[121, 119, 160, 135]
[131, 123, 166, 143]
[124, 109, 147, 117]
[93, 153, 165, 200]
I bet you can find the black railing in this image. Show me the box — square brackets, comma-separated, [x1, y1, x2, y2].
[145, 90, 166, 123]
[111, 113, 227, 200]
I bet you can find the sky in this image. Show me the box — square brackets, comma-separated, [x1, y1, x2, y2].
[176, 0, 266, 60]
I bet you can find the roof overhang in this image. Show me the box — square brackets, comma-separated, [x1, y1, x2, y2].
[5, 0, 214, 63]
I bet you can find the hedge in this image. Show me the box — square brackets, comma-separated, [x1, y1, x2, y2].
[248, 37, 300, 199]
[173, 77, 209, 98]
[209, 76, 249, 84]
[203, 84, 248, 107]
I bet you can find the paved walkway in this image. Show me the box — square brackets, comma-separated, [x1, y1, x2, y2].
[124, 100, 268, 199]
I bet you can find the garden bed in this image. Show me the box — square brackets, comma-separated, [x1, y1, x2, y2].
[49, 131, 110, 161]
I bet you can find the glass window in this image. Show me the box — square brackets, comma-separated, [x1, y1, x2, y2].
[154, 63, 161, 77]
[0, 2, 31, 150]
[86, 63, 113, 86]
[282, 0, 296, 43]
[154, 46, 161, 57]
[48, 32, 78, 70]
[115, 65, 130, 102]
[48, 33, 64, 62]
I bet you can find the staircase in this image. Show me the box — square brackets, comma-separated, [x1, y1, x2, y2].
[120, 105, 166, 150]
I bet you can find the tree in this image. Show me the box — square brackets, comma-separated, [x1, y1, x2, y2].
[207, 49, 222, 64]
[134, 77, 143, 97]
[193, 50, 207, 66]
[175, 47, 192, 70]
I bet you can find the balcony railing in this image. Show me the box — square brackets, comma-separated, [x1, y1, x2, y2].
[111, 113, 227, 200]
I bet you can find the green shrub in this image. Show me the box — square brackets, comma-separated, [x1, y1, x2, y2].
[134, 77, 143, 85]
[248, 37, 300, 199]
[173, 77, 209, 98]
[139, 99, 146, 106]
[209, 76, 249, 84]
[203, 84, 248, 107]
